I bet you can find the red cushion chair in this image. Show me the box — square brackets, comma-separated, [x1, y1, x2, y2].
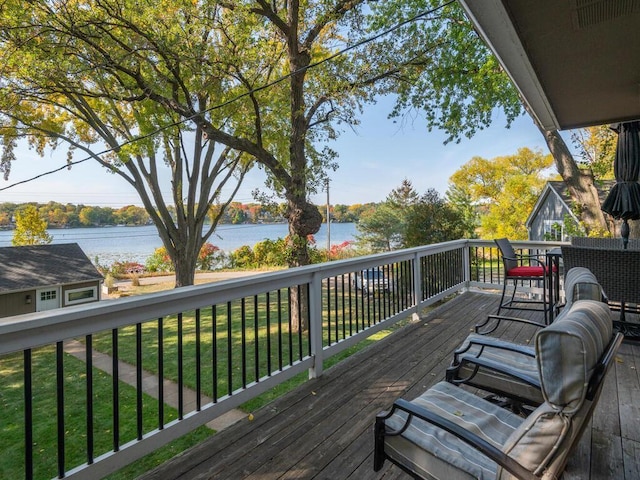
[495, 238, 554, 324]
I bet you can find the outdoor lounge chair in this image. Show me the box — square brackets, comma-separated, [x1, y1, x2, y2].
[374, 300, 623, 480]
[494, 238, 553, 324]
[445, 267, 604, 408]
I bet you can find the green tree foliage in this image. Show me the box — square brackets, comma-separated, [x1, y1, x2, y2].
[357, 181, 472, 251]
[445, 184, 479, 238]
[448, 147, 553, 239]
[404, 189, 469, 247]
[0, 1, 251, 286]
[0, 0, 528, 276]
[356, 202, 406, 252]
[12, 205, 52, 245]
[146, 243, 225, 273]
[571, 126, 616, 180]
[356, 180, 421, 251]
[145, 247, 174, 273]
[114, 206, 150, 226]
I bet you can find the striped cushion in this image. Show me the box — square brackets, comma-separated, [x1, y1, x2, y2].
[562, 267, 603, 310]
[499, 404, 568, 478]
[536, 300, 612, 412]
[384, 381, 522, 479]
[453, 335, 542, 404]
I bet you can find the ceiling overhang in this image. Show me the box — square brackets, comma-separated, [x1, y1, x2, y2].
[459, 0, 640, 131]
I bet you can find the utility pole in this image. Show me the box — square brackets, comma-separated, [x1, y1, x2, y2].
[325, 179, 331, 252]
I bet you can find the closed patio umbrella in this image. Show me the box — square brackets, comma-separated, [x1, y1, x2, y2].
[601, 120, 640, 248]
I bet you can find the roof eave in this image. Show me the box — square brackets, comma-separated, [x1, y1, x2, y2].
[459, 0, 560, 131]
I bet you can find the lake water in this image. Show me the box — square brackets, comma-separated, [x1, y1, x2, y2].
[0, 222, 359, 265]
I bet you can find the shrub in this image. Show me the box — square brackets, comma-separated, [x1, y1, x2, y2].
[145, 246, 173, 272]
[229, 245, 256, 269]
[110, 261, 146, 277]
[197, 242, 226, 270]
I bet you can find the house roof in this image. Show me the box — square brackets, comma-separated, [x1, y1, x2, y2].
[525, 180, 616, 227]
[0, 243, 103, 293]
[459, 0, 640, 131]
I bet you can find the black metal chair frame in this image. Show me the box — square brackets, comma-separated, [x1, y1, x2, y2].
[495, 238, 550, 324]
[374, 331, 624, 479]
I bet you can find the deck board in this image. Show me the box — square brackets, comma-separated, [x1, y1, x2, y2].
[140, 292, 640, 480]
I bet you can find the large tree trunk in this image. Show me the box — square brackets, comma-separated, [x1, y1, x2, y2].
[285, 0, 323, 267]
[538, 127, 608, 234]
[173, 251, 198, 287]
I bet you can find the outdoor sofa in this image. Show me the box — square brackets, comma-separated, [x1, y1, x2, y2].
[445, 267, 604, 408]
[374, 294, 622, 479]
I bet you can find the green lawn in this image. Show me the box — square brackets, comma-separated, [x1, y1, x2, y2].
[0, 271, 417, 479]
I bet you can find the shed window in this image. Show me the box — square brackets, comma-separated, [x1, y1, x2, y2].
[66, 286, 97, 305]
[543, 220, 565, 241]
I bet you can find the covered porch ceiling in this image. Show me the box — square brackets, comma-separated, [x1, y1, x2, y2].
[459, 0, 640, 131]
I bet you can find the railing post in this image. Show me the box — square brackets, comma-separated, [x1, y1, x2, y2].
[309, 271, 324, 379]
[463, 242, 471, 291]
[412, 252, 422, 321]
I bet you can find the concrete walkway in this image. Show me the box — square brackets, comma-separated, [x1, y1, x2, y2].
[64, 340, 247, 432]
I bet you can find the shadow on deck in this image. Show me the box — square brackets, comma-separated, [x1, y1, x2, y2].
[140, 292, 640, 480]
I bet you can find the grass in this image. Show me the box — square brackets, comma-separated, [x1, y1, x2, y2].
[0, 346, 189, 480]
[2, 272, 416, 479]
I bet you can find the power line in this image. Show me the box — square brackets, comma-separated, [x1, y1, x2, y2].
[0, 0, 455, 193]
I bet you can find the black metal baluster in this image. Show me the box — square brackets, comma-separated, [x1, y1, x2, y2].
[402, 261, 407, 310]
[335, 276, 341, 340]
[371, 268, 377, 325]
[305, 284, 311, 357]
[298, 285, 305, 359]
[392, 263, 398, 314]
[277, 290, 283, 370]
[112, 329, 120, 452]
[227, 302, 233, 394]
[57, 341, 65, 477]
[347, 273, 353, 335]
[158, 317, 164, 429]
[382, 265, 387, 319]
[241, 298, 247, 388]
[177, 313, 184, 419]
[24, 349, 33, 480]
[254, 295, 260, 382]
[136, 323, 143, 440]
[287, 287, 293, 365]
[212, 305, 218, 402]
[266, 292, 271, 375]
[85, 335, 94, 464]
[353, 273, 359, 332]
[196, 309, 202, 410]
[326, 278, 332, 345]
[341, 274, 348, 337]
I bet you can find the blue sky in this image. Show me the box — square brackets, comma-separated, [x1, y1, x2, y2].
[1, 96, 561, 207]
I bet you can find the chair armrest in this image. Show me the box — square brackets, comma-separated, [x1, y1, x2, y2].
[448, 355, 541, 390]
[475, 314, 546, 335]
[507, 253, 547, 267]
[454, 335, 536, 358]
[385, 399, 537, 480]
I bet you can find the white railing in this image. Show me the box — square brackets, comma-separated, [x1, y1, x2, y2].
[0, 239, 561, 479]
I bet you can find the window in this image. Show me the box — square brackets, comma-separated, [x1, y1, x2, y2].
[543, 220, 565, 241]
[65, 286, 97, 305]
[40, 290, 57, 302]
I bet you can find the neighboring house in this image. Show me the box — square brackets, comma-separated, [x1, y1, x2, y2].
[526, 181, 615, 241]
[0, 243, 103, 318]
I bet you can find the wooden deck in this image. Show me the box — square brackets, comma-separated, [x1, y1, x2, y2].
[140, 292, 640, 480]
